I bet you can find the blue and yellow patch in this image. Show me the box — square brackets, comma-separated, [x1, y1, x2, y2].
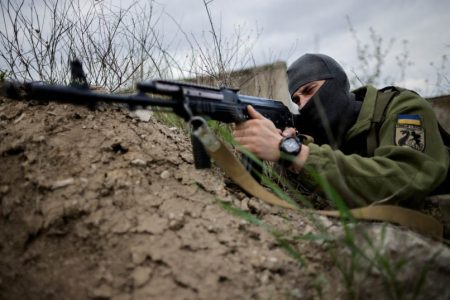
[394, 114, 425, 152]
[397, 114, 422, 126]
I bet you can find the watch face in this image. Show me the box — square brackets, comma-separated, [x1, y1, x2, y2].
[282, 138, 300, 153]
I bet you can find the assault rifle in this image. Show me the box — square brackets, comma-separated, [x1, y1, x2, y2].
[2, 60, 299, 171]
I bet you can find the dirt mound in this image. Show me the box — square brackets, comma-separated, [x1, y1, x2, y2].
[0, 98, 329, 299]
[1, 96, 450, 300]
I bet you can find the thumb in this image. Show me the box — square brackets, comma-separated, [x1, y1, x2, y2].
[282, 127, 297, 137]
[247, 105, 265, 120]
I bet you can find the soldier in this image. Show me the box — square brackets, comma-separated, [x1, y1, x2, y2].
[233, 53, 449, 207]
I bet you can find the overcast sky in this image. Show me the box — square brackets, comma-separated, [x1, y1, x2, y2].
[1, 0, 448, 96]
[151, 0, 449, 96]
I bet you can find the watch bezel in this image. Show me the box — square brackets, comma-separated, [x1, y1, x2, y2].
[279, 136, 302, 165]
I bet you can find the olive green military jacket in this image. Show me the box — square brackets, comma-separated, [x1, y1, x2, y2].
[298, 85, 449, 207]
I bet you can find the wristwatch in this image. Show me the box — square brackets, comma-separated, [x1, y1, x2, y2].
[279, 136, 302, 166]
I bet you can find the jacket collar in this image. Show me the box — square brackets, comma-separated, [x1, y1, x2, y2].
[345, 85, 378, 141]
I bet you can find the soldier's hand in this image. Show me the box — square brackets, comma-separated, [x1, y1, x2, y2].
[233, 105, 283, 162]
[282, 127, 297, 138]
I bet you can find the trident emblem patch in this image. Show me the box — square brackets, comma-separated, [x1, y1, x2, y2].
[394, 114, 425, 152]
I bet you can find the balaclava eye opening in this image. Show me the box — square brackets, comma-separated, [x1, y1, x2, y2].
[287, 53, 362, 148]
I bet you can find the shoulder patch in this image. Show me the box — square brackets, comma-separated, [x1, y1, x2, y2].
[395, 115, 425, 151]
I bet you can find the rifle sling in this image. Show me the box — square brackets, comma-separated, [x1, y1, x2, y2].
[367, 88, 400, 156]
[204, 135, 443, 240]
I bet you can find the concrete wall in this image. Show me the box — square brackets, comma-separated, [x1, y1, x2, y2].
[188, 61, 298, 113]
[188, 61, 450, 132]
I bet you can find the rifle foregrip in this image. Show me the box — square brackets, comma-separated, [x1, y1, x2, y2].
[191, 134, 211, 169]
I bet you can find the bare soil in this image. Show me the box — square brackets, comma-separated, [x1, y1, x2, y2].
[1, 96, 449, 300]
[0, 97, 333, 300]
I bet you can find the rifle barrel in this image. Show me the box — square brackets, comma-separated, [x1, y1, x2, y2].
[23, 82, 178, 108]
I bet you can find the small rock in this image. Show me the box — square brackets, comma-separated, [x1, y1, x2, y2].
[160, 170, 170, 179]
[316, 215, 334, 229]
[13, 113, 25, 124]
[131, 109, 152, 122]
[206, 225, 217, 233]
[289, 288, 305, 299]
[219, 196, 233, 203]
[111, 218, 132, 234]
[134, 215, 168, 234]
[238, 220, 249, 230]
[169, 219, 184, 231]
[303, 225, 315, 235]
[24, 215, 43, 236]
[130, 159, 147, 167]
[111, 294, 131, 300]
[89, 284, 113, 299]
[0, 185, 9, 194]
[130, 249, 147, 265]
[260, 270, 271, 284]
[32, 135, 46, 142]
[241, 198, 250, 211]
[268, 256, 278, 263]
[248, 198, 271, 214]
[51, 178, 75, 190]
[131, 266, 152, 287]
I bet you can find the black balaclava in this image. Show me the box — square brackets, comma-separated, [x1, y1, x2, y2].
[287, 53, 362, 148]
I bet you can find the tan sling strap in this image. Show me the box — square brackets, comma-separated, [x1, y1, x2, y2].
[193, 123, 443, 240]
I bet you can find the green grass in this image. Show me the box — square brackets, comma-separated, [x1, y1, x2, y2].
[153, 111, 188, 132]
[153, 109, 435, 300]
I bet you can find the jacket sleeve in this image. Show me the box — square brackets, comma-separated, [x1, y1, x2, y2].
[296, 90, 449, 207]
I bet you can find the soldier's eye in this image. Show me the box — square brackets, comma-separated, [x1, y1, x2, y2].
[303, 88, 312, 95]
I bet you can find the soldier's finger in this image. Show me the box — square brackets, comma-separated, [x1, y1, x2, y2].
[247, 105, 265, 120]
